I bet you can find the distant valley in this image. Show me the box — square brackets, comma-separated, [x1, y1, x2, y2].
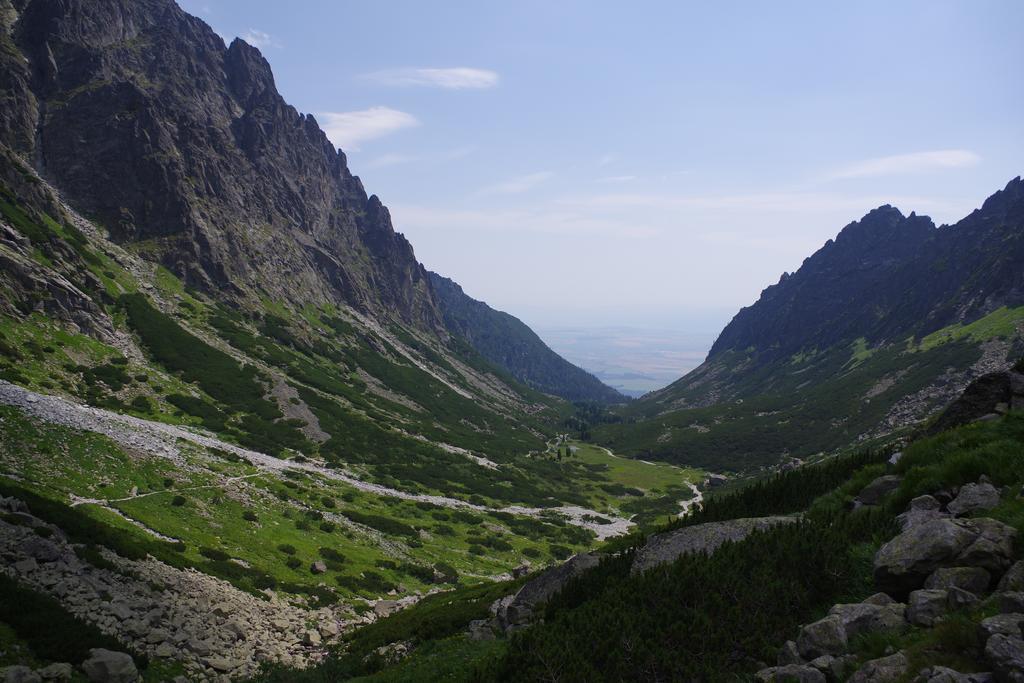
[535, 326, 721, 397]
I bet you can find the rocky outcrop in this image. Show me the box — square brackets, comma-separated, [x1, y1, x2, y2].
[2, 0, 444, 331]
[490, 553, 601, 633]
[631, 516, 799, 574]
[927, 370, 1024, 436]
[80, 649, 138, 683]
[0, 502, 354, 680]
[874, 517, 1016, 595]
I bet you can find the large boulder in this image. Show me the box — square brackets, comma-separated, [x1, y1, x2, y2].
[927, 371, 1024, 436]
[754, 664, 826, 682]
[847, 652, 909, 683]
[80, 649, 138, 683]
[857, 476, 903, 507]
[828, 601, 906, 638]
[796, 615, 847, 660]
[985, 634, 1024, 682]
[907, 589, 949, 627]
[925, 567, 991, 594]
[874, 518, 1016, 595]
[494, 553, 601, 630]
[948, 483, 1001, 518]
[979, 614, 1024, 642]
[632, 517, 798, 574]
[999, 562, 1024, 592]
[2, 666, 41, 683]
[916, 666, 994, 682]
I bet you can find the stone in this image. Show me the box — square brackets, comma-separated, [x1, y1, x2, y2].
[948, 483, 1001, 517]
[512, 563, 532, 579]
[211, 602, 232, 617]
[874, 518, 1016, 595]
[303, 630, 321, 646]
[796, 615, 848, 659]
[467, 619, 496, 641]
[187, 639, 213, 656]
[632, 518, 797, 574]
[202, 656, 239, 673]
[985, 634, 1024, 683]
[373, 600, 399, 618]
[754, 664, 826, 682]
[907, 589, 949, 627]
[37, 663, 72, 681]
[106, 602, 133, 621]
[81, 649, 138, 683]
[978, 614, 1024, 642]
[310, 561, 327, 574]
[863, 592, 898, 606]
[225, 620, 247, 640]
[2, 666, 41, 683]
[916, 666, 993, 683]
[828, 601, 906, 638]
[496, 553, 603, 631]
[13, 558, 37, 574]
[947, 586, 981, 611]
[925, 567, 991, 594]
[777, 640, 804, 666]
[847, 652, 909, 683]
[999, 593, 1024, 614]
[22, 538, 61, 563]
[153, 642, 176, 658]
[857, 476, 903, 506]
[999, 562, 1024, 592]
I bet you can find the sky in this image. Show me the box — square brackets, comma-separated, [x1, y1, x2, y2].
[180, 0, 1023, 334]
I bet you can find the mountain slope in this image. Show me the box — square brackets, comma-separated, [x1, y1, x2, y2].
[593, 179, 1024, 471]
[429, 272, 623, 403]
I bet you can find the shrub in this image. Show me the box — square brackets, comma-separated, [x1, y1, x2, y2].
[285, 557, 302, 570]
[242, 510, 258, 522]
[199, 547, 230, 562]
[170, 495, 186, 507]
[277, 544, 297, 555]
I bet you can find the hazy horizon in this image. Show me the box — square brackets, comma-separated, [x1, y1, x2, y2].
[180, 0, 1023, 335]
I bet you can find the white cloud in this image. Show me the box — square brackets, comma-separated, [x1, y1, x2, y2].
[597, 154, 615, 167]
[240, 28, 280, 49]
[596, 175, 637, 183]
[829, 149, 981, 180]
[478, 171, 554, 195]
[319, 107, 419, 151]
[361, 67, 499, 90]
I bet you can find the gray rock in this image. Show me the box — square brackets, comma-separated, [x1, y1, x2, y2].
[948, 483, 1001, 517]
[632, 518, 797, 574]
[202, 656, 240, 673]
[857, 476, 903, 506]
[978, 614, 1024, 642]
[777, 640, 804, 666]
[925, 566, 991, 594]
[2, 666, 41, 683]
[985, 634, 1024, 682]
[916, 666, 994, 682]
[303, 630, 321, 646]
[467, 619, 496, 641]
[373, 600, 399, 618]
[828, 601, 906, 638]
[796, 615, 848, 659]
[999, 593, 1024, 614]
[863, 592, 898, 606]
[497, 553, 602, 630]
[999, 562, 1024, 592]
[81, 649, 138, 683]
[848, 652, 909, 682]
[907, 589, 949, 627]
[37, 663, 72, 681]
[13, 558, 37, 574]
[947, 586, 981, 611]
[754, 664, 826, 682]
[22, 538, 61, 563]
[310, 560, 327, 575]
[874, 518, 1016, 595]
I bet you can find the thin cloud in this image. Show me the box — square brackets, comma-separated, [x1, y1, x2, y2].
[829, 150, 981, 180]
[597, 175, 637, 183]
[478, 171, 554, 195]
[366, 153, 418, 168]
[361, 67, 499, 90]
[240, 28, 280, 49]
[319, 107, 419, 151]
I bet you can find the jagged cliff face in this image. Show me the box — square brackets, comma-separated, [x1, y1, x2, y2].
[594, 180, 1024, 471]
[710, 179, 1024, 364]
[0, 0, 441, 331]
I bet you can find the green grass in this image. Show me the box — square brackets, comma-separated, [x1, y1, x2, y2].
[568, 442, 700, 493]
[919, 305, 1024, 350]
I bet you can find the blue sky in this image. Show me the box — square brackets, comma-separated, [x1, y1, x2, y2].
[180, 0, 1023, 332]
